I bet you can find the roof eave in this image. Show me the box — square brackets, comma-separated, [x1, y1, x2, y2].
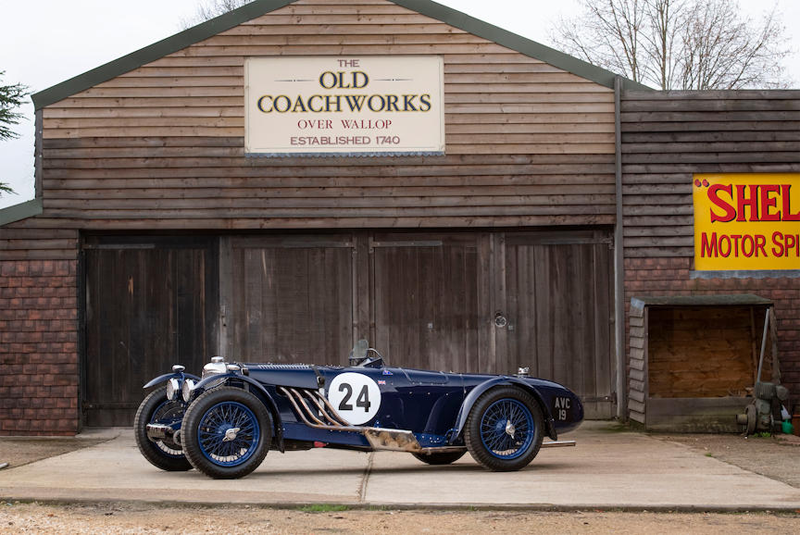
[31, 0, 650, 110]
[32, 0, 296, 109]
[0, 198, 44, 227]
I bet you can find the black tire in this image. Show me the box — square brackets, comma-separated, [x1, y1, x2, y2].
[411, 450, 467, 465]
[464, 386, 544, 472]
[182, 387, 272, 479]
[134, 387, 192, 472]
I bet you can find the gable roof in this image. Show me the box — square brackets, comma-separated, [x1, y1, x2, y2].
[32, 0, 648, 109]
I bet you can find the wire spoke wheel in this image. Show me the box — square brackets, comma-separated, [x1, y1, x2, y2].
[479, 398, 534, 459]
[197, 401, 259, 466]
[134, 387, 192, 472]
[464, 386, 544, 471]
[183, 387, 272, 479]
[150, 399, 185, 457]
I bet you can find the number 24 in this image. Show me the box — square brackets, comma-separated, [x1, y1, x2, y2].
[338, 383, 371, 412]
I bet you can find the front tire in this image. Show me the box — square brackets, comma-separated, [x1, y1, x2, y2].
[182, 387, 272, 479]
[134, 387, 192, 472]
[464, 386, 544, 471]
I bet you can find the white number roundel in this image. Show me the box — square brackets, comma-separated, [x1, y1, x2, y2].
[328, 372, 381, 425]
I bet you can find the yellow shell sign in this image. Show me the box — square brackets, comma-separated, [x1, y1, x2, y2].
[693, 174, 800, 271]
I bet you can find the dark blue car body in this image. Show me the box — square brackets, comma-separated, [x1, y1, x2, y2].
[247, 363, 582, 449]
[136, 349, 583, 479]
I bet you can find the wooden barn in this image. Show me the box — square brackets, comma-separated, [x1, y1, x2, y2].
[0, 0, 798, 434]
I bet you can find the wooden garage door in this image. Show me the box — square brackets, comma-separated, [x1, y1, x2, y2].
[224, 235, 355, 365]
[83, 237, 218, 426]
[502, 231, 616, 418]
[370, 233, 487, 373]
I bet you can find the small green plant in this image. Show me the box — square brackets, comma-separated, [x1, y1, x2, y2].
[704, 452, 714, 457]
[298, 504, 350, 513]
[752, 432, 772, 439]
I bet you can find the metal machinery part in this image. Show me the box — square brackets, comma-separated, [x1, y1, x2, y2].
[745, 404, 757, 435]
[737, 307, 788, 435]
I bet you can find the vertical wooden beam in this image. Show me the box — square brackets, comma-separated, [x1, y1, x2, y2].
[476, 232, 493, 373]
[353, 233, 371, 342]
[491, 232, 508, 373]
[218, 236, 233, 358]
[614, 76, 625, 419]
[34, 109, 43, 199]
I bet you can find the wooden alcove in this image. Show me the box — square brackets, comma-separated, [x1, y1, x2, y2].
[628, 294, 776, 432]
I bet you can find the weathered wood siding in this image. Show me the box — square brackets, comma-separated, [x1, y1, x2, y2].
[82, 236, 219, 426]
[627, 301, 646, 424]
[30, 0, 615, 231]
[621, 90, 800, 399]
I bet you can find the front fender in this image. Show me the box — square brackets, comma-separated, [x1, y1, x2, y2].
[449, 377, 557, 444]
[143, 372, 200, 389]
[193, 374, 285, 452]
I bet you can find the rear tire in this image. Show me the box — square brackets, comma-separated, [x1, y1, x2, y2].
[411, 450, 466, 465]
[464, 386, 544, 471]
[134, 387, 192, 472]
[182, 387, 272, 479]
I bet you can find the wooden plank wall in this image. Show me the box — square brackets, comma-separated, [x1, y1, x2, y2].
[621, 90, 800, 399]
[26, 0, 615, 232]
[621, 90, 800, 259]
[627, 301, 646, 424]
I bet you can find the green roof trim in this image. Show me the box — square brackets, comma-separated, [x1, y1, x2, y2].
[0, 198, 43, 227]
[32, 0, 648, 109]
[32, 0, 294, 109]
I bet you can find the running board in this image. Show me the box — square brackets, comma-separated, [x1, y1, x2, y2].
[363, 428, 465, 454]
[541, 440, 576, 448]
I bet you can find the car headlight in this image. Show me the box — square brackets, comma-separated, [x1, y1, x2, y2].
[166, 378, 180, 401]
[182, 379, 196, 403]
[202, 356, 228, 379]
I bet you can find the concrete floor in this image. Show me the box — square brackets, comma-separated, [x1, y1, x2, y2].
[2, 422, 799, 510]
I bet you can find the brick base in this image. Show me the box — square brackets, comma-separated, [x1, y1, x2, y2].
[0, 260, 79, 435]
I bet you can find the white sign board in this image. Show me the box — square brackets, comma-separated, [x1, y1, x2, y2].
[245, 56, 445, 156]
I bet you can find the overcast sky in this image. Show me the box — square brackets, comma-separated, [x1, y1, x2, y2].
[2, 0, 798, 209]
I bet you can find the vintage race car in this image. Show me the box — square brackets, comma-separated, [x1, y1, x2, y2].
[134, 341, 583, 479]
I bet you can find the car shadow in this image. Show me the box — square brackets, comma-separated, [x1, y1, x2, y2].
[248, 460, 571, 478]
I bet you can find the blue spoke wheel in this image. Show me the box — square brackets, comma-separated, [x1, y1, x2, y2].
[464, 386, 544, 471]
[134, 387, 192, 472]
[183, 387, 272, 479]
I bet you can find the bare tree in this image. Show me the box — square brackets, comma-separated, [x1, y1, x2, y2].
[181, 0, 254, 29]
[551, 0, 792, 89]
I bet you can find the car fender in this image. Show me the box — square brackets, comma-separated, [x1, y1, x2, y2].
[142, 372, 200, 389]
[450, 377, 558, 443]
[193, 374, 285, 452]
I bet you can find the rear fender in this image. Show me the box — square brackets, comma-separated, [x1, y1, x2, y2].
[193, 374, 285, 452]
[449, 377, 557, 443]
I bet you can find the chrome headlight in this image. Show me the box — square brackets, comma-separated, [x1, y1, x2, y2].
[202, 356, 227, 379]
[166, 378, 180, 401]
[182, 379, 196, 403]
